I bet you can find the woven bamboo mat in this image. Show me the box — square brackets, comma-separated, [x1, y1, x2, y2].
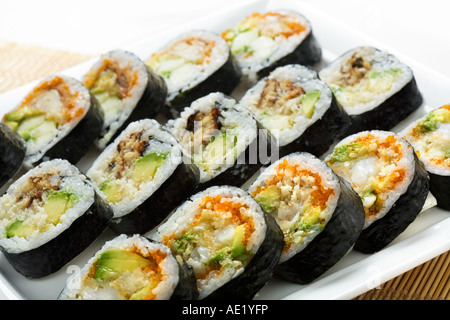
[0, 40, 448, 300]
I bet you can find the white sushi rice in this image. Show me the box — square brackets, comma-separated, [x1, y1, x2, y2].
[248, 152, 340, 263]
[325, 130, 415, 228]
[319, 46, 413, 116]
[240, 64, 332, 147]
[166, 92, 258, 184]
[83, 50, 149, 149]
[59, 234, 179, 300]
[21, 75, 91, 165]
[87, 119, 182, 218]
[147, 30, 230, 102]
[0, 159, 94, 254]
[152, 186, 266, 299]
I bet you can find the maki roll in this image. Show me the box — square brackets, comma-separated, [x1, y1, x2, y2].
[152, 186, 284, 299]
[166, 92, 267, 190]
[240, 64, 350, 158]
[83, 49, 167, 149]
[0, 123, 26, 189]
[248, 152, 365, 284]
[0, 159, 113, 278]
[87, 119, 199, 235]
[2, 75, 103, 166]
[400, 104, 450, 210]
[222, 10, 322, 83]
[325, 130, 429, 253]
[319, 46, 423, 135]
[146, 30, 241, 115]
[58, 234, 198, 300]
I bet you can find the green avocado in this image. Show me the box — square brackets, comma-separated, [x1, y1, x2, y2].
[231, 224, 246, 258]
[300, 90, 321, 118]
[94, 249, 151, 280]
[44, 190, 76, 225]
[254, 185, 281, 214]
[132, 152, 168, 182]
[99, 181, 123, 203]
[5, 220, 35, 238]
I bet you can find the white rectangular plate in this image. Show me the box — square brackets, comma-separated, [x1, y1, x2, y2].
[0, 0, 449, 300]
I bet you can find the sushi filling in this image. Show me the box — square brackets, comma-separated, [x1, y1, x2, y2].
[401, 105, 450, 175]
[240, 65, 330, 146]
[0, 160, 94, 253]
[319, 47, 412, 115]
[167, 93, 257, 183]
[83, 51, 148, 148]
[87, 120, 180, 217]
[222, 11, 309, 76]
[155, 187, 266, 299]
[2, 76, 89, 159]
[147, 31, 229, 100]
[326, 131, 414, 228]
[67, 235, 179, 300]
[249, 154, 338, 262]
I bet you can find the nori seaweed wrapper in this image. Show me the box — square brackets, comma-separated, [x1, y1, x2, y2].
[0, 123, 26, 188]
[170, 257, 199, 300]
[428, 172, 450, 211]
[275, 177, 365, 284]
[203, 212, 284, 300]
[109, 162, 200, 235]
[1, 193, 113, 279]
[354, 152, 429, 253]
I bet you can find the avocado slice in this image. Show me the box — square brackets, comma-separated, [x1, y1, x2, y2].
[44, 190, 76, 225]
[5, 107, 42, 122]
[5, 220, 35, 238]
[129, 285, 156, 300]
[132, 152, 168, 182]
[99, 180, 123, 203]
[94, 249, 151, 280]
[231, 224, 246, 258]
[254, 185, 281, 214]
[300, 90, 321, 118]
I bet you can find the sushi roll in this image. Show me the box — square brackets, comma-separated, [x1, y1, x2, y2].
[152, 186, 284, 299]
[248, 152, 365, 284]
[0, 159, 113, 278]
[400, 104, 450, 210]
[2, 75, 104, 166]
[222, 10, 322, 83]
[166, 92, 268, 190]
[58, 234, 198, 300]
[146, 30, 241, 115]
[240, 64, 350, 158]
[0, 123, 26, 189]
[83, 49, 167, 149]
[319, 46, 423, 136]
[87, 119, 199, 235]
[325, 130, 429, 253]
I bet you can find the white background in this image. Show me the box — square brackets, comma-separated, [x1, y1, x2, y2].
[0, 0, 449, 73]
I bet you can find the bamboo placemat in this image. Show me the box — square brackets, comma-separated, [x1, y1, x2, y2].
[0, 40, 448, 300]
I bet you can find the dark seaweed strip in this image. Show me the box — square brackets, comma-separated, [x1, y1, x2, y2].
[256, 31, 322, 79]
[342, 77, 423, 136]
[103, 68, 168, 148]
[167, 53, 242, 116]
[34, 96, 104, 166]
[170, 259, 199, 300]
[278, 94, 351, 158]
[1, 193, 113, 279]
[203, 212, 284, 300]
[0, 123, 26, 188]
[354, 152, 429, 253]
[428, 172, 450, 211]
[109, 162, 199, 235]
[275, 177, 365, 284]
